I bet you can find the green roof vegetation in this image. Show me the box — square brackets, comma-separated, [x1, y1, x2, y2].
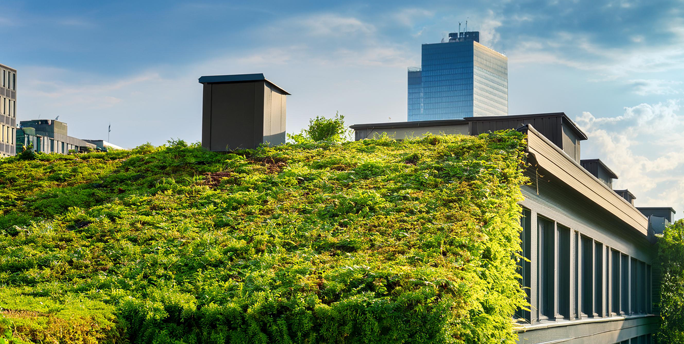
[0, 132, 527, 344]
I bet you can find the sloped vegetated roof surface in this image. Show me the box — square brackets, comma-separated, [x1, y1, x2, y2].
[0, 132, 527, 344]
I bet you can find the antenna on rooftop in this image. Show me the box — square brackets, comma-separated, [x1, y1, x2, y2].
[465, 20, 468, 32]
[458, 22, 461, 35]
[55, 115, 59, 121]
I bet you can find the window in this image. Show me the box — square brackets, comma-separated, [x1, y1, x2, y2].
[574, 231, 580, 319]
[647, 265, 652, 313]
[622, 254, 629, 313]
[516, 208, 531, 322]
[539, 216, 555, 320]
[631, 258, 637, 314]
[638, 261, 645, 313]
[581, 235, 593, 317]
[557, 224, 571, 319]
[594, 242, 603, 317]
[611, 249, 621, 314]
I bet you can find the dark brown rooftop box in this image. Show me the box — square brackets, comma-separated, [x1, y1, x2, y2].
[199, 73, 290, 151]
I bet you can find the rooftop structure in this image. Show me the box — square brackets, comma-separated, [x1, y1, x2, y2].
[199, 73, 289, 151]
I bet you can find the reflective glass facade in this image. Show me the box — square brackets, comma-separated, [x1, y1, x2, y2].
[408, 33, 508, 121]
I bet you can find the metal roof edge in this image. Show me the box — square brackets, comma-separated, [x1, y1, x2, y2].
[198, 73, 290, 95]
[525, 124, 649, 235]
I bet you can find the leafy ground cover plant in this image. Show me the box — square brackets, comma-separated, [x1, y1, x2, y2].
[657, 219, 684, 343]
[0, 132, 527, 343]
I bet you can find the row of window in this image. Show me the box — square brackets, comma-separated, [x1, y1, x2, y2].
[0, 125, 14, 145]
[473, 91, 508, 108]
[423, 60, 475, 68]
[518, 209, 653, 323]
[473, 56, 508, 74]
[474, 68, 508, 88]
[1, 97, 16, 117]
[1, 70, 16, 91]
[420, 68, 475, 77]
[420, 84, 475, 92]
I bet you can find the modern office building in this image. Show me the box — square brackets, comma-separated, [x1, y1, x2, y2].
[408, 31, 508, 121]
[16, 119, 96, 154]
[351, 113, 671, 343]
[0, 63, 17, 158]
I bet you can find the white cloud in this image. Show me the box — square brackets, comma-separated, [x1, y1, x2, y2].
[575, 100, 684, 219]
[628, 79, 681, 96]
[297, 14, 375, 37]
[391, 8, 434, 27]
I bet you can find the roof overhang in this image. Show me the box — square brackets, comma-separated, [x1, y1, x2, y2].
[523, 124, 648, 235]
[198, 73, 290, 95]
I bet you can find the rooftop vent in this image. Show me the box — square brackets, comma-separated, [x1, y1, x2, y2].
[198, 73, 290, 151]
[614, 189, 636, 205]
[580, 159, 618, 188]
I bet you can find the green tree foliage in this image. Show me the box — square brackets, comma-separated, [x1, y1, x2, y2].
[0, 132, 528, 343]
[658, 219, 684, 343]
[288, 112, 351, 143]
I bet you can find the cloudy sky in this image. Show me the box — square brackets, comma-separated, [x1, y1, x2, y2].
[2, 0, 683, 218]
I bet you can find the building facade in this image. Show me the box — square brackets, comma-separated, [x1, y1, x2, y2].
[351, 113, 670, 343]
[0, 63, 17, 158]
[16, 120, 96, 154]
[408, 31, 508, 121]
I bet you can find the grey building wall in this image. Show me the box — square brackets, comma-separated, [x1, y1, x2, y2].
[0, 63, 17, 158]
[517, 162, 657, 343]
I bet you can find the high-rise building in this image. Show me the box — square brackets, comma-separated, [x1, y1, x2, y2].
[0, 63, 17, 157]
[408, 31, 508, 121]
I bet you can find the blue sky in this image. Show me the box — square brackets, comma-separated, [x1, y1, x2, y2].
[2, 0, 684, 218]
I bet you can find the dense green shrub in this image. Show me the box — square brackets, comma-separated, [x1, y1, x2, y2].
[0, 131, 527, 343]
[288, 112, 350, 143]
[657, 219, 684, 343]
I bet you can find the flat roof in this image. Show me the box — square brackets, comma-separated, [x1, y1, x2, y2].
[349, 118, 467, 130]
[350, 113, 588, 140]
[636, 207, 677, 213]
[198, 73, 290, 95]
[0, 63, 16, 72]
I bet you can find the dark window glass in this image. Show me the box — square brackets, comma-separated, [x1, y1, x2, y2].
[611, 249, 620, 314]
[594, 242, 603, 316]
[516, 208, 531, 322]
[581, 235, 593, 317]
[622, 254, 629, 313]
[539, 216, 555, 320]
[631, 258, 637, 314]
[557, 224, 571, 319]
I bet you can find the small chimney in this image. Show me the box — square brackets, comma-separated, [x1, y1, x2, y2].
[614, 189, 636, 205]
[199, 73, 290, 151]
[580, 159, 618, 188]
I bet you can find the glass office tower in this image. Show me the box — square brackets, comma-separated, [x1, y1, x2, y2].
[408, 31, 508, 121]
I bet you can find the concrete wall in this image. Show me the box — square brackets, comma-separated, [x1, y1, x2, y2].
[354, 123, 469, 140]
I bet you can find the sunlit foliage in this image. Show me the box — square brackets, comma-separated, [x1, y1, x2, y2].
[0, 132, 527, 343]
